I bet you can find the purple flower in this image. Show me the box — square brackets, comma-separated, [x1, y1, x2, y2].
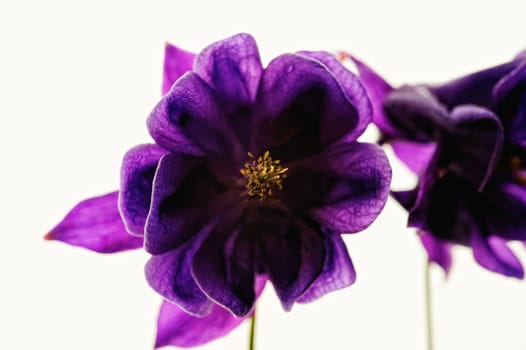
[47, 34, 391, 347]
[351, 52, 526, 277]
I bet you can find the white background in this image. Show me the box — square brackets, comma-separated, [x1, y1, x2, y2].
[2, 0, 526, 349]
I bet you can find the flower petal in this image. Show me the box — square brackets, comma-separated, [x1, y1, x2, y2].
[252, 53, 362, 161]
[348, 55, 396, 136]
[191, 205, 257, 317]
[429, 60, 520, 108]
[287, 142, 391, 234]
[471, 232, 524, 279]
[419, 231, 452, 274]
[194, 33, 262, 106]
[148, 72, 242, 158]
[193, 33, 263, 149]
[483, 182, 526, 241]
[119, 144, 168, 236]
[390, 140, 437, 176]
[254, 206, 326, 310]
[145, 221, 216, 316]
[162, 43, 196, 95]
[298, 51, 373, 139]
[45, 192, 143, 253]
[145, 153, 230, 255]
[154, 277, 266, 349]
[446, 105, 503, 190]
[297, 232, 355, 303]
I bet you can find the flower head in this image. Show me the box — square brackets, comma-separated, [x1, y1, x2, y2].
[352, 52, 526, 277]
[47, 34, 391, 347]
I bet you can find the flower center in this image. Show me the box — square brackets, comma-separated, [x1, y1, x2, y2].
[511, 156, 526, 185]
[240, 151, 288, 201]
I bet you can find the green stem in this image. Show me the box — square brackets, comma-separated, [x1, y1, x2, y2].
[424, 260, 434, 350]
[248, 307, 256, 350]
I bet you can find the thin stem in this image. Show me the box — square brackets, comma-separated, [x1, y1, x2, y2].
[248, 306, 256, 350]
[424, 260, 434, 350]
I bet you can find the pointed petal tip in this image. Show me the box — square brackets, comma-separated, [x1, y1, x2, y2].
[44, 231, 54, 241]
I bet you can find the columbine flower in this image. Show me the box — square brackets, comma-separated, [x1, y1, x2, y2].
[350, 52, 526, 277]
[46, 34, 391, 347]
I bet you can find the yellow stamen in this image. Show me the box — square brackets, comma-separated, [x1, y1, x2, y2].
[240, 151, 288, 201]
[511, 156, 526, 185]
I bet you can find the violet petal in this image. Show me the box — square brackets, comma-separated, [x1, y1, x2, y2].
[145, 221, 217, 316]
[298, 51, 373, 140]
[163, 43, 196, 95]
[290, 142, 391, 234]
[148, 72, 242, 158]
[191, 205, 256, 317]
[471, 232, 524, 279]
[254, 206, 326, 310]
[154, 277, 266, 349]
[46, 192, 143, 253]
[119, 144, 168, 236]
[253, 53, 361, 161]
[420, 231, 452, 274]
[484, 182, 526, 241]
[390, 140, 437, 175]
[297, 232, 356, 303]
[349, 55, 397, 136]
[145, 152, 229, 255]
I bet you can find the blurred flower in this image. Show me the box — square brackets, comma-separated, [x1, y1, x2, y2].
[46, 34, 391, 347]
[350, 52, 526, 278]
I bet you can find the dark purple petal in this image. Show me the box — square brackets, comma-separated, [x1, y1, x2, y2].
[445, 105, 503, 190]
[383, 85, 449, 142]
[297, 232, 355, 303]
[391, 189, 418, 211]
[145, 221, 217, 316]
[420, 231, 452, 274]
[119, 144, 168, 236]
[348, 55, 397, 136]
[154, 277, 266, 349]
[390, 140, 437, 175]
[288, 142, 391, 234]
[493, 60, 526, 103]
[191, 205, 257, 317]
[145, 153, 230, 255]
[298, 51, 373, 140]
[253, 206, 326, 310]
[252, 54, 361, 161]
[429, 60, 520, 108]
[148, 72, 242, 158]
[46, 192, 143, 253]
[194, 33, 262, 107]
[471, 233, 524, 279]
[483, 182, 526, 241]
[162, 43, 196, 95]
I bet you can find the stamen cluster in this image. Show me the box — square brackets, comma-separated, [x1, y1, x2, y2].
[240, 151, 288, 201]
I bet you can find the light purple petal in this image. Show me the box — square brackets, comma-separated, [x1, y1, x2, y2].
[348, 54, 396, 135]
[191, 205, 257, 317]
[471, 232, 524, 278]
[194, 33, 262, 107]
[163, 43, 196, 95]
[298, 51, 373, 140]
[300, 142, 391, 234]
[155, 277, 266, 349]
[119, 144, 168, 236]
[145, 153, 230, 255]
[297, 232, 355, 303]
[46, 192, 143, 253]
[419, 231, 452, 274]
[252, 53, 362, 161]
[390, 140, 437, 175]
[148, 72, 242, 158]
